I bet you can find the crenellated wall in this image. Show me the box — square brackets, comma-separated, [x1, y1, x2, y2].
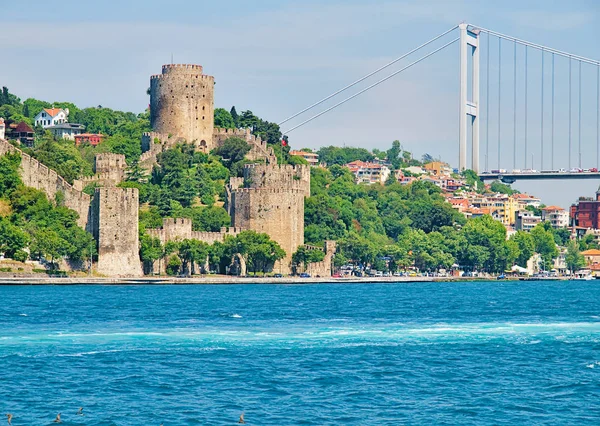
[213, 127, 277, 164]
[90, 187, 142, 277]
[150, 64, 215, 150]
[243, 164, 311, 196]
[73, 153, 127, 191]
[305, 241, 337, 277]
[0, 138, 91, 228]
[146, 217, 242, 245]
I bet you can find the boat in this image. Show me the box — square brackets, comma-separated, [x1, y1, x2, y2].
[574, 270, 593, 281]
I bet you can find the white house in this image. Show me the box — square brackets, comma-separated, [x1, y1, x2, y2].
[48, 123, 85, 141]
[0, 118, 5, 140]
[34, 108, 69, 128]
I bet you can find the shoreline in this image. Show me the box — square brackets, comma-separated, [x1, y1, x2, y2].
[0, 275, 573, 285]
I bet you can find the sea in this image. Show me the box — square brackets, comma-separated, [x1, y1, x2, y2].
[1, 281, 599, 425]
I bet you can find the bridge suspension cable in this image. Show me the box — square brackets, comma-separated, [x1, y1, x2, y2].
[283, 38, 459, 134]
[277, 25, 459, 127]
[472, 26, 600, 66]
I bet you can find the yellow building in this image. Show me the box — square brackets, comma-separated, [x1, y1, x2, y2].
[424, 161, 452, 176]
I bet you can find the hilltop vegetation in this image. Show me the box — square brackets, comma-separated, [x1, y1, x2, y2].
[0, 87, 591, 275]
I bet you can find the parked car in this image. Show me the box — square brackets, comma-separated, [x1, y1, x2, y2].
[299, 272, 311, 278]
[591, 168, 598, 172]
[332, 273, 342, 278]
[274, 273, 283, 278]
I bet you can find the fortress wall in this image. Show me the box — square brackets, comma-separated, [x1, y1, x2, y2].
[230, 188, 305, 274]
[146, 218, 242, 245]
[92, 187, 142, 277]
[306, 241, 336, 277]
[150, 64, 215, 151]
[213, 127, 277, 164]
[0, 138, 91, 228]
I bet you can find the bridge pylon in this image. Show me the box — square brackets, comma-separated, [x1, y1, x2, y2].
[459, 23, 480, 173]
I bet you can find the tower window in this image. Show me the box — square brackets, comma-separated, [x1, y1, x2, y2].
[202, 106, 205, 111]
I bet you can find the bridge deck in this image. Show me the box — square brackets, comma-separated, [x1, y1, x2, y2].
[479, 172, 600, 183]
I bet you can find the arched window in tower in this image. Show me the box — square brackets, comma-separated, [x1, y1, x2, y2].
[200, 140, 207, 149]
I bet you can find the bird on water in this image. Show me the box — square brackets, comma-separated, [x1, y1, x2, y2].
[76, 407, 84, 416]
[6, 413, 12, 425]
[53, 413, 61, 423]
[238, 413, 245, 424]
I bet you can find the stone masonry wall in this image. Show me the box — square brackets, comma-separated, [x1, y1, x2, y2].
[146, 217, 242, 245]
[0, 138, 91, 228]
[243, 164, 311, 196]
[73, 153, 127, 191]
[150, 64, 215, 151]
[229, 188, 305, 274]
[213, 127, 277, 164]
[306, 241, 337, 277]
[91, 187, 142, 277]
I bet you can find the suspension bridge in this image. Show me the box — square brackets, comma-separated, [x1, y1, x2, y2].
[278, 23, 600, 183]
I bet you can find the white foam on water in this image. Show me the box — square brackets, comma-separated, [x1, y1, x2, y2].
[231, 314, 242, 319]
[18, 313, 28, 316]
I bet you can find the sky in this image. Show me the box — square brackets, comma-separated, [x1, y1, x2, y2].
[1, 0, 599, 208]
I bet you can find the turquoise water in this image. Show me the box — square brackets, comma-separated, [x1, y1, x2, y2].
[1, 282, 600, 425]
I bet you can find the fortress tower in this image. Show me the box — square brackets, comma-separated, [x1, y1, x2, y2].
[227, 164, 311, 274]
[150, 64, 215, 151]
[91, 187, 142, 277]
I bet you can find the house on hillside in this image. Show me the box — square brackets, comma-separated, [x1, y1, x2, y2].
[541, 205, 569, 229]
[34, 108, 69, 128]
[0, 117, 5, 140]
[289, 150, 319, 166]
[75, 133, 105, 146]
[345, 160, 391, 185]
[48, 123, 85, 141]
[5, 121, 34, 147]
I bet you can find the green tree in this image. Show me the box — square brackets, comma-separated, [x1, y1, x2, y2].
[213, 137, 250, 163]
[0, 152, 22, 197]
[214, 108, 236, 128]
[530, 223, 559, 271]
[510, 231, 535, 267]
[565, 239, 585, 275]
[224, 230, 286, 275]
[0, 218, 30, 260]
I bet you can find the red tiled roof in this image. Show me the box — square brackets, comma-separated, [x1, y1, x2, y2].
[582, 249, 600, 256]
[14, 122, 33, 133]
[43, 108, 64, 117]
[542, 205, 565, 211]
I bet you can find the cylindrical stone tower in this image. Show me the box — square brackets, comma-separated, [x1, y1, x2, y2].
[150, 64, 215, 150]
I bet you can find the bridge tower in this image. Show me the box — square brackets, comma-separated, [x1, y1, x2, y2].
[459, 24, 480, 173]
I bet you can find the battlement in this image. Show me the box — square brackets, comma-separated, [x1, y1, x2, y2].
[146, 218, 243, 246]
[231, 187, 306, 195]
[163, 64, 203, 73]
[242, 163, 310, 196]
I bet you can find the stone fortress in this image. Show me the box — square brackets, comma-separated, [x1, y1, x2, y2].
[0, 63, 334, 276]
